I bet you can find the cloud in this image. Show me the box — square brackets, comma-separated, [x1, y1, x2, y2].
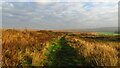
[1, 0, 119, 2]
[2, 2, 118, 30]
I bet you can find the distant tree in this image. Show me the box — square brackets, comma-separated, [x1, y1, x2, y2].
[114, 31, 120, 34]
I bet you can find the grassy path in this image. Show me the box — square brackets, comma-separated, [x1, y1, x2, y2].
[43, 37, 62, 66]
[43, 36, 83, 67]
[54, 36, 77, 66]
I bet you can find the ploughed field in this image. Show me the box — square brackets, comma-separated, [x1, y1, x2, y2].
[1, 29, 120, 67]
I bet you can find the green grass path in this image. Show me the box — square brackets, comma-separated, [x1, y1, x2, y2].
[43, 36, 84, 67]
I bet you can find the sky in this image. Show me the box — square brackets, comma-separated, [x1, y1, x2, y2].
[1, 0, 119, 30]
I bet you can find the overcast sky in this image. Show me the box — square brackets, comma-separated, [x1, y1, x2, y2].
[1, 0, 119, 30]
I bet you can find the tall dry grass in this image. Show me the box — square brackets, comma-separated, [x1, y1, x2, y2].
[2, 29, 120, 66]
[2, 29, 60, 66]
[65, 35, 119, 66]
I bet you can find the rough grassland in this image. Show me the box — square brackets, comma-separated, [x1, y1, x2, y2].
[1, 29, 120, 67]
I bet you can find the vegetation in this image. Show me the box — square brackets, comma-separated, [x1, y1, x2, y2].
[1, 29, 120, 67]
[2, 29, 61, 66]
[97, 32, 120, 36]
[65, 35, 119, 66]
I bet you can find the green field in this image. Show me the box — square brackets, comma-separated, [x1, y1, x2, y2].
[97, 32, 120, 36]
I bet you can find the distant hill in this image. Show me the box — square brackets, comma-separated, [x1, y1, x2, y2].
[70, 27, 118, 32]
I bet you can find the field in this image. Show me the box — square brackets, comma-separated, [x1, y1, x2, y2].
[97, 32, 120, 36]
[1, 29, 120, 67]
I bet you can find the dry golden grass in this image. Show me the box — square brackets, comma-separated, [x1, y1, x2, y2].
[1, 29, 120, 66]
[2, 29, 60, 66]
[65, 35, 119, 66]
